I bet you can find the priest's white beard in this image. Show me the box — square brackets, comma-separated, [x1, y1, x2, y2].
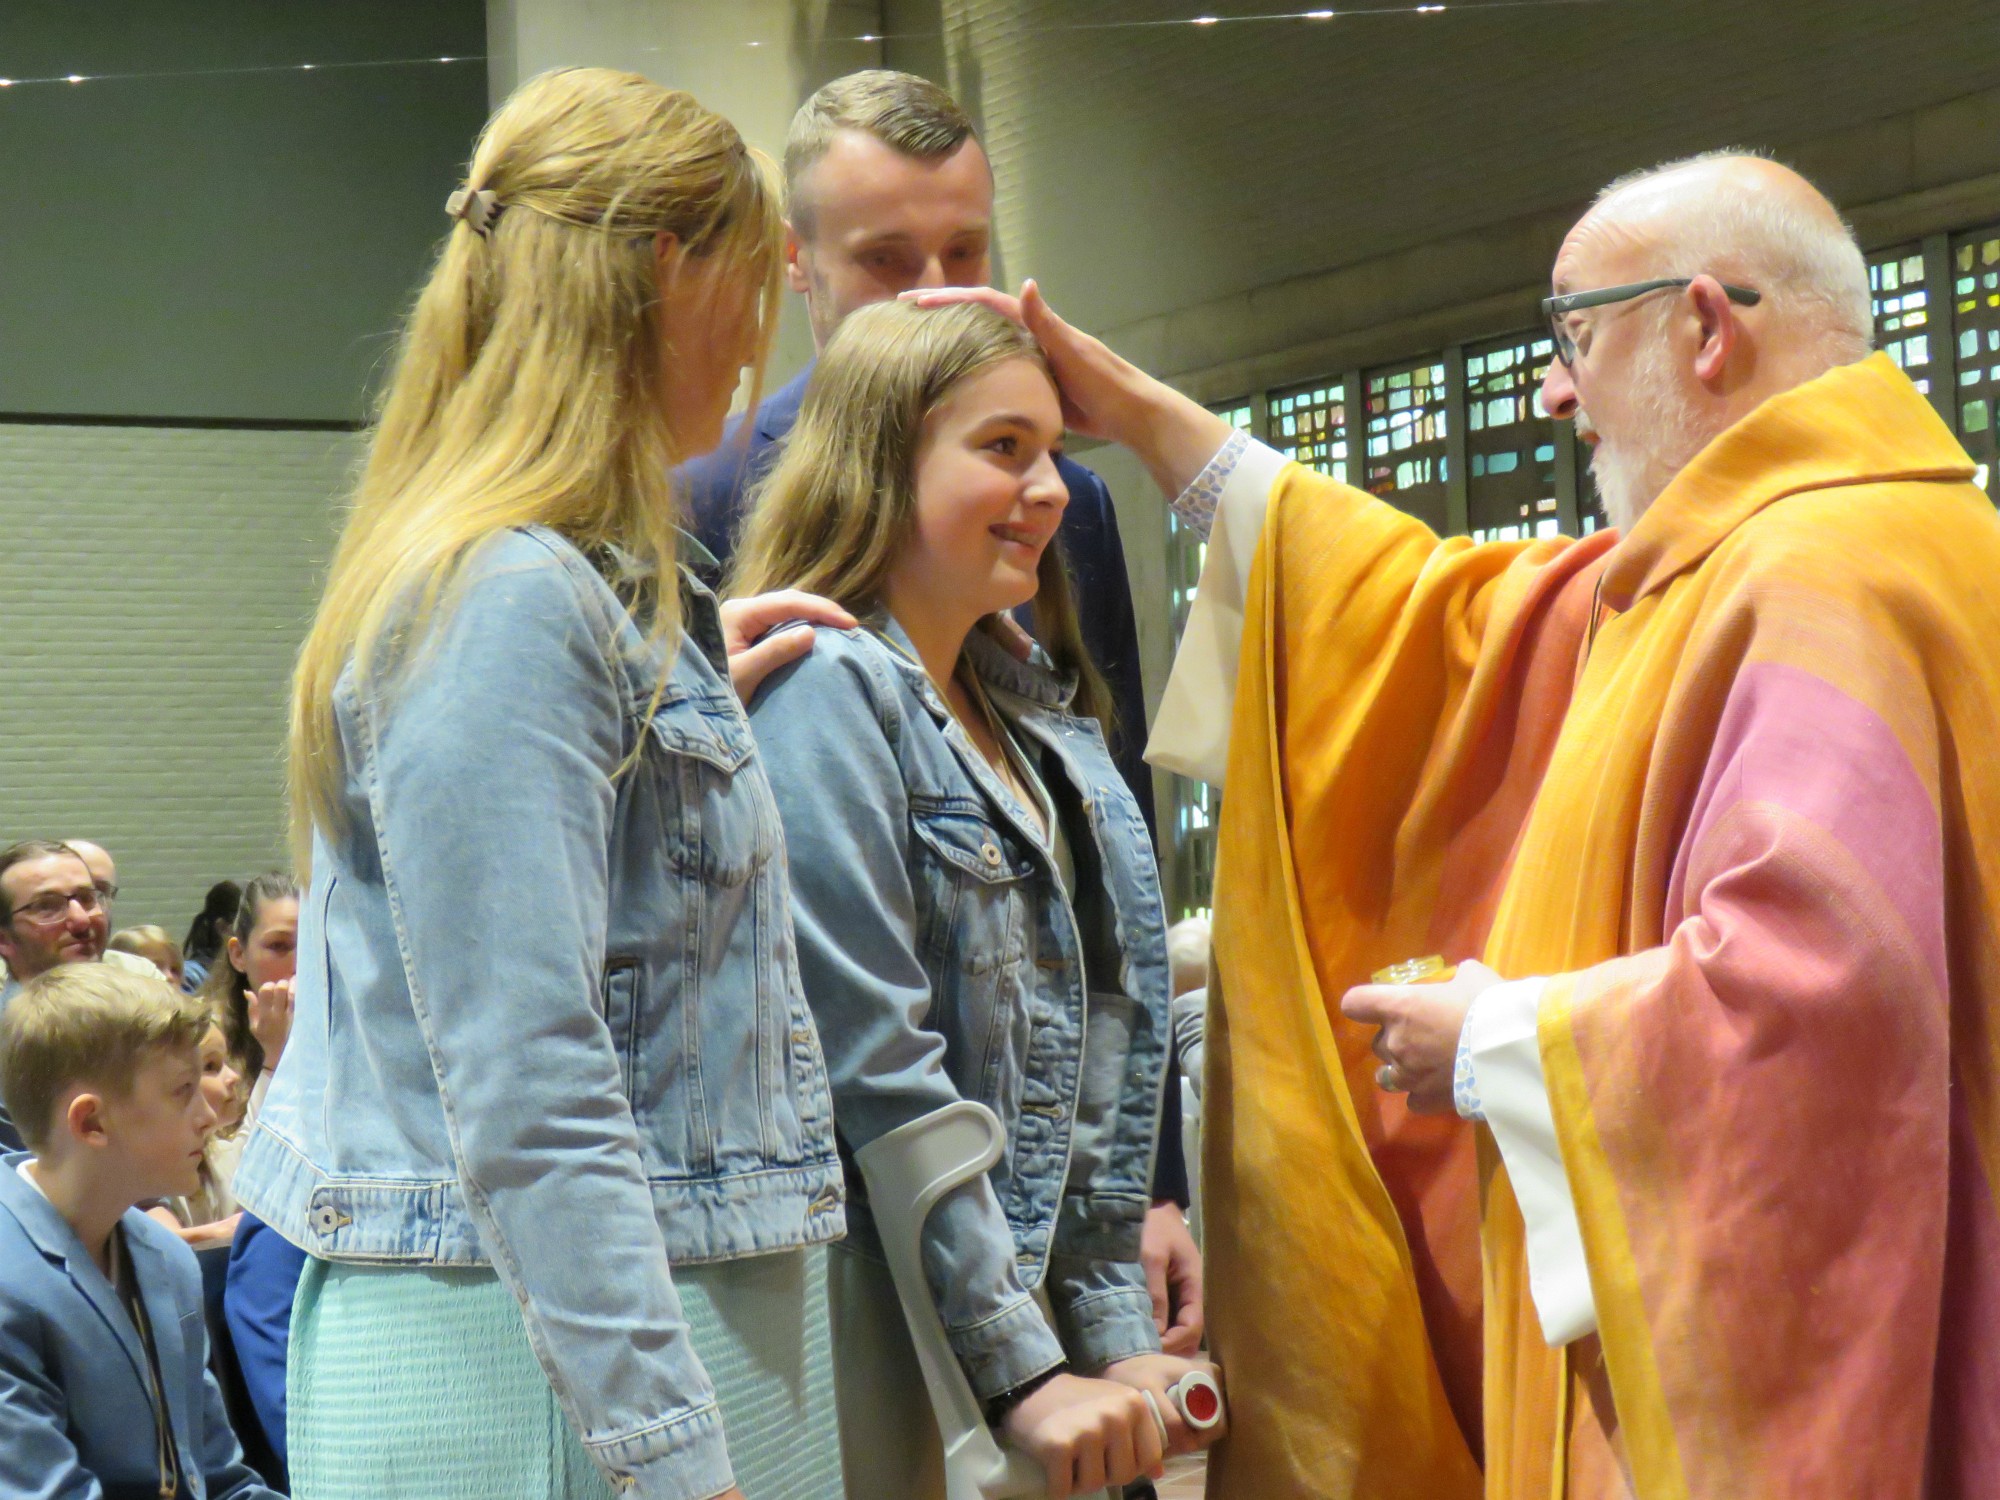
[1579, 338, 1716, 533]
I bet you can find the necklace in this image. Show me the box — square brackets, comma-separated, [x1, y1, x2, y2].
[873, 627, 1045, 836]
[962, 669, 1044, 834]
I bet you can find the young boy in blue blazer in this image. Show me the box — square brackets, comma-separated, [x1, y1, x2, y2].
[0, 962, 278, 1499]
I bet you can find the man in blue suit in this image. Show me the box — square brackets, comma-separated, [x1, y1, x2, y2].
[680, 70, 1204, 1361]
[681, 71, 1158, 845]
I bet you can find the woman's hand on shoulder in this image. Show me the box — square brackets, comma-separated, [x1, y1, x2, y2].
[1097, 1352, 1227, 1456]
[999, 1370, 1165, 1500]
[719, 590, 856, 703]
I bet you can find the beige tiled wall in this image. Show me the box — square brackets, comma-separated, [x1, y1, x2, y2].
[0, 422, 356, 933]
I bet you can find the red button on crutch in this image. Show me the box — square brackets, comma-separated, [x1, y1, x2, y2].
[1169, 1370, 1224, 1432]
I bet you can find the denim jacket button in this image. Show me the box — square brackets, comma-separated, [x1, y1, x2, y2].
[980, 841, 1003, 867]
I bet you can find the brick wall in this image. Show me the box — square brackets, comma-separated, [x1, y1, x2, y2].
[0, 422, 357, 934]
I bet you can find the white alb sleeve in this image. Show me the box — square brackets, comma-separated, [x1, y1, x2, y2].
[1462, 976, 1598, 1345]
[1145, 436, 1292, 788]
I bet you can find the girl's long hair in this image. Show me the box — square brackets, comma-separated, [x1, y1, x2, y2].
[197, 871, 300, 1081]
[182, 881, 240, 966]
[729, 300, 1112, 731]
[289, 67, 784, 859]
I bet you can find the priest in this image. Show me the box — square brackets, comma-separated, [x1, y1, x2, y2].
[915, 151, 2000, 1498]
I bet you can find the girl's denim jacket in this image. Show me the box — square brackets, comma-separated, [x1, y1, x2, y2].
[750, 617, 1172, 1400]
[233, 526, 844, 1500]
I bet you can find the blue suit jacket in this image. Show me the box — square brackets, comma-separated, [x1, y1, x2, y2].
[680, 365, 1158, 837]
[681, 366, 1187, 1204]
[0, 1155, 277, 1499]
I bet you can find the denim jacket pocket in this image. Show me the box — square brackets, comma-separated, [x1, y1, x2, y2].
[647, 690, 774, 889]
[911, 801, 1035, 889]
[910, 801, 1034, 1128]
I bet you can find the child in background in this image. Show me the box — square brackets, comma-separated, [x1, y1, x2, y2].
[110, 924, 186, 990]
[197, 873, 298, 1125]
[0, 963, 279, 1498]
[149, 1006, 247, 1247]
[181, 880, 242, 993]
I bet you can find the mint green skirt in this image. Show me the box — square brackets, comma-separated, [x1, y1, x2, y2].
[288, 1249, 841, 1500]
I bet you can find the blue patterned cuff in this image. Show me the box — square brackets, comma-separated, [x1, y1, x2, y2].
[1453, 1010, 1486, 1122]
[1170, 427, 1250, 541]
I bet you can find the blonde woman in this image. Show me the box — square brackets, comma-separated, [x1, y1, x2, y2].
[734, 301, 1225, 1500]
[233, 69, 852, 1500]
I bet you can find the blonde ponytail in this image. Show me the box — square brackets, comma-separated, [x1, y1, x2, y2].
[289, 68, 783, 860]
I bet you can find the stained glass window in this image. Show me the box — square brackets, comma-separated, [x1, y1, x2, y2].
[1952, 226, 2000, 495]
[1363, 356, 1450, 532]
[1464, 331, 1563, 543]
[1870, 243, 1935, 395]
[1270, 380, 1349, 482]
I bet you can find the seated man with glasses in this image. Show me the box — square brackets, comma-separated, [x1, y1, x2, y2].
[0, 840, 115, 1149]
[921, 149, 2000, 1497]
[60, 838, 166, 985]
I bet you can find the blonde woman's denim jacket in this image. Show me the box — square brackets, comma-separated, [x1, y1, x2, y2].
[232, 526, 844, 1500]
[750, 618, 1172, 1400]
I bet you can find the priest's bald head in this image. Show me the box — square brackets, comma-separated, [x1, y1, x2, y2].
[1539, 152, 1873, 532]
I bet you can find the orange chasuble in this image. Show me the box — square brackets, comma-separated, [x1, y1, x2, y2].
[1202, 353, 2000, 1499]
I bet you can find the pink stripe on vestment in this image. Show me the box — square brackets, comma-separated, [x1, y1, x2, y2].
[1666, 659, 1946, 996]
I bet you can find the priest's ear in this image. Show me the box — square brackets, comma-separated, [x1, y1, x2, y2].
[1686, 274, 1743, 387]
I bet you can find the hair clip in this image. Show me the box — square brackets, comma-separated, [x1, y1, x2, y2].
[444, 186, 502, 236]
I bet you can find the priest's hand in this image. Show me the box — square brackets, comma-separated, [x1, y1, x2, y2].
[1341, 960, 1503, 1114]
[901, 280, 1230, 499]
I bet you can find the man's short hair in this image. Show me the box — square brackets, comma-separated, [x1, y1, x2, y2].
[0, 963, 209, 1149]
[784, 69, 976, 235]
[0, 840, 83, 921]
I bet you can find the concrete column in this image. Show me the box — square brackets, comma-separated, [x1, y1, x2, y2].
[486, 0, 886, 377]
